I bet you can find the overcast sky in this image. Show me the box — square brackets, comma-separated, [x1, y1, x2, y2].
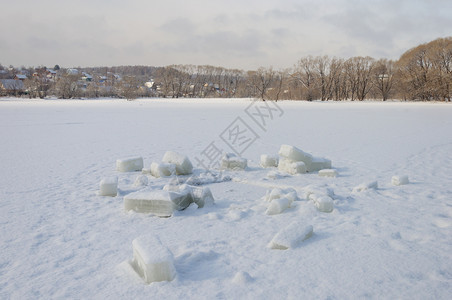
[1, 0, 450, 70]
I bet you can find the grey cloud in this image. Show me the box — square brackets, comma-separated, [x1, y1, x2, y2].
[321, 0, 452, 59]
[122, 41, 147, 58]
[264, 6, 308, 20]
[161, 29, 264, 57]
[150, 28, 267, 68]
[199, 30, 264, 57]
[159, 18, 197, 35]
[321, 5, 396, 56]
[268, 28, 292, 49]
[213, 14, 230, 25]
[2, 0, 452, 69]
[26, 36, 60, 51]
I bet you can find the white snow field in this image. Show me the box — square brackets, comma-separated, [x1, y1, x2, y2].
[0, 98, 451, 299]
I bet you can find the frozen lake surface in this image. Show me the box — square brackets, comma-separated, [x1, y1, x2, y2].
[0, 98, 451, 299]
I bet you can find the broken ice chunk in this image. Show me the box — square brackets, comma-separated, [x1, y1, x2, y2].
[264, 188, 284, 202]
[168, 185, 194, 211]
[265, 197, 291, 215]
[278, 144, 332, 173]
[303, 184, 335, 200]
[303, 185, 335, 212]
[391, 175, 409, 186]
[318, 169, 338, 178]
[124, 188, 193, 216]
[150, 162, 160, 177]
[150, 162, 176, 178]
[264, 188, 298, 202]
[133, 175, 149, 187]
[191, 186, 215, 208]
[284, 190, 298, 202]
[312, 195, 334, 213]
[290, 161, 307, 175]
[278, 145, 313, 163]
[264, 187, 298, 203]
[124, 190, 175, 217]
[268, 222, 313, 250]
[99, 176, 118, 196]
[116, 156, 144, 172]
[131, 235, 176, 284]
[221, 153, 247, 170]
[278, 158, 307, 174]
[306, 157, 332, 172]
[162, 151, 193, 175]
[260, 154, 278, 168]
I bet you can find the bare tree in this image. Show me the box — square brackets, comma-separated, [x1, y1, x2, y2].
[314, 55, 331, 101]
[327, 57, 344, 100]
[343, 56, 375, 101]
[6, 36, 452, 101]
[25, 67, 51, 98]
[85, 79, 101, 98]
[293, 56, 317, 101]
[268, 69, 288, 101]
[429, 37, 452, 101]
[118, 76, 140, 100]
[356, 56, 375, 101]
[154, 67, 177, 98]
[397, 44, 432, 100]
[225, 69, 245, 98]
[55, 74, 80, 99]
[248, 67, 275, 101]
[373, 59, 395, 101]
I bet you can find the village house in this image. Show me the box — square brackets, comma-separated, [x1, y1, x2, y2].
[46, 69, 57, 81]
[0, 79, 25, 95]
[14, 74, 28, 81]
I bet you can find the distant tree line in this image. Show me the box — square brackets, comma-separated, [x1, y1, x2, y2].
[1, 37, 451, 101]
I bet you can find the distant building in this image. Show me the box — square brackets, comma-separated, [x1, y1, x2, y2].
[46, 69, 57, 81]
[0, 79, 24, 94]
[99, 76, 107, 84]
[81, 72, 93, 82]
[14, 74, 28, 80]
[67, 69, 79, 75]
[145, 81, 154, 88]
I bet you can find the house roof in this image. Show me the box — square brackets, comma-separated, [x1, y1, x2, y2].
[82, 72, 93, 79]
[0, 79, 24, 90]
[15, 74, 27, 79]
[67, 69, 79, 75]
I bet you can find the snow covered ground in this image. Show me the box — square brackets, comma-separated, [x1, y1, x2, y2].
[0, 98, 451, 299]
